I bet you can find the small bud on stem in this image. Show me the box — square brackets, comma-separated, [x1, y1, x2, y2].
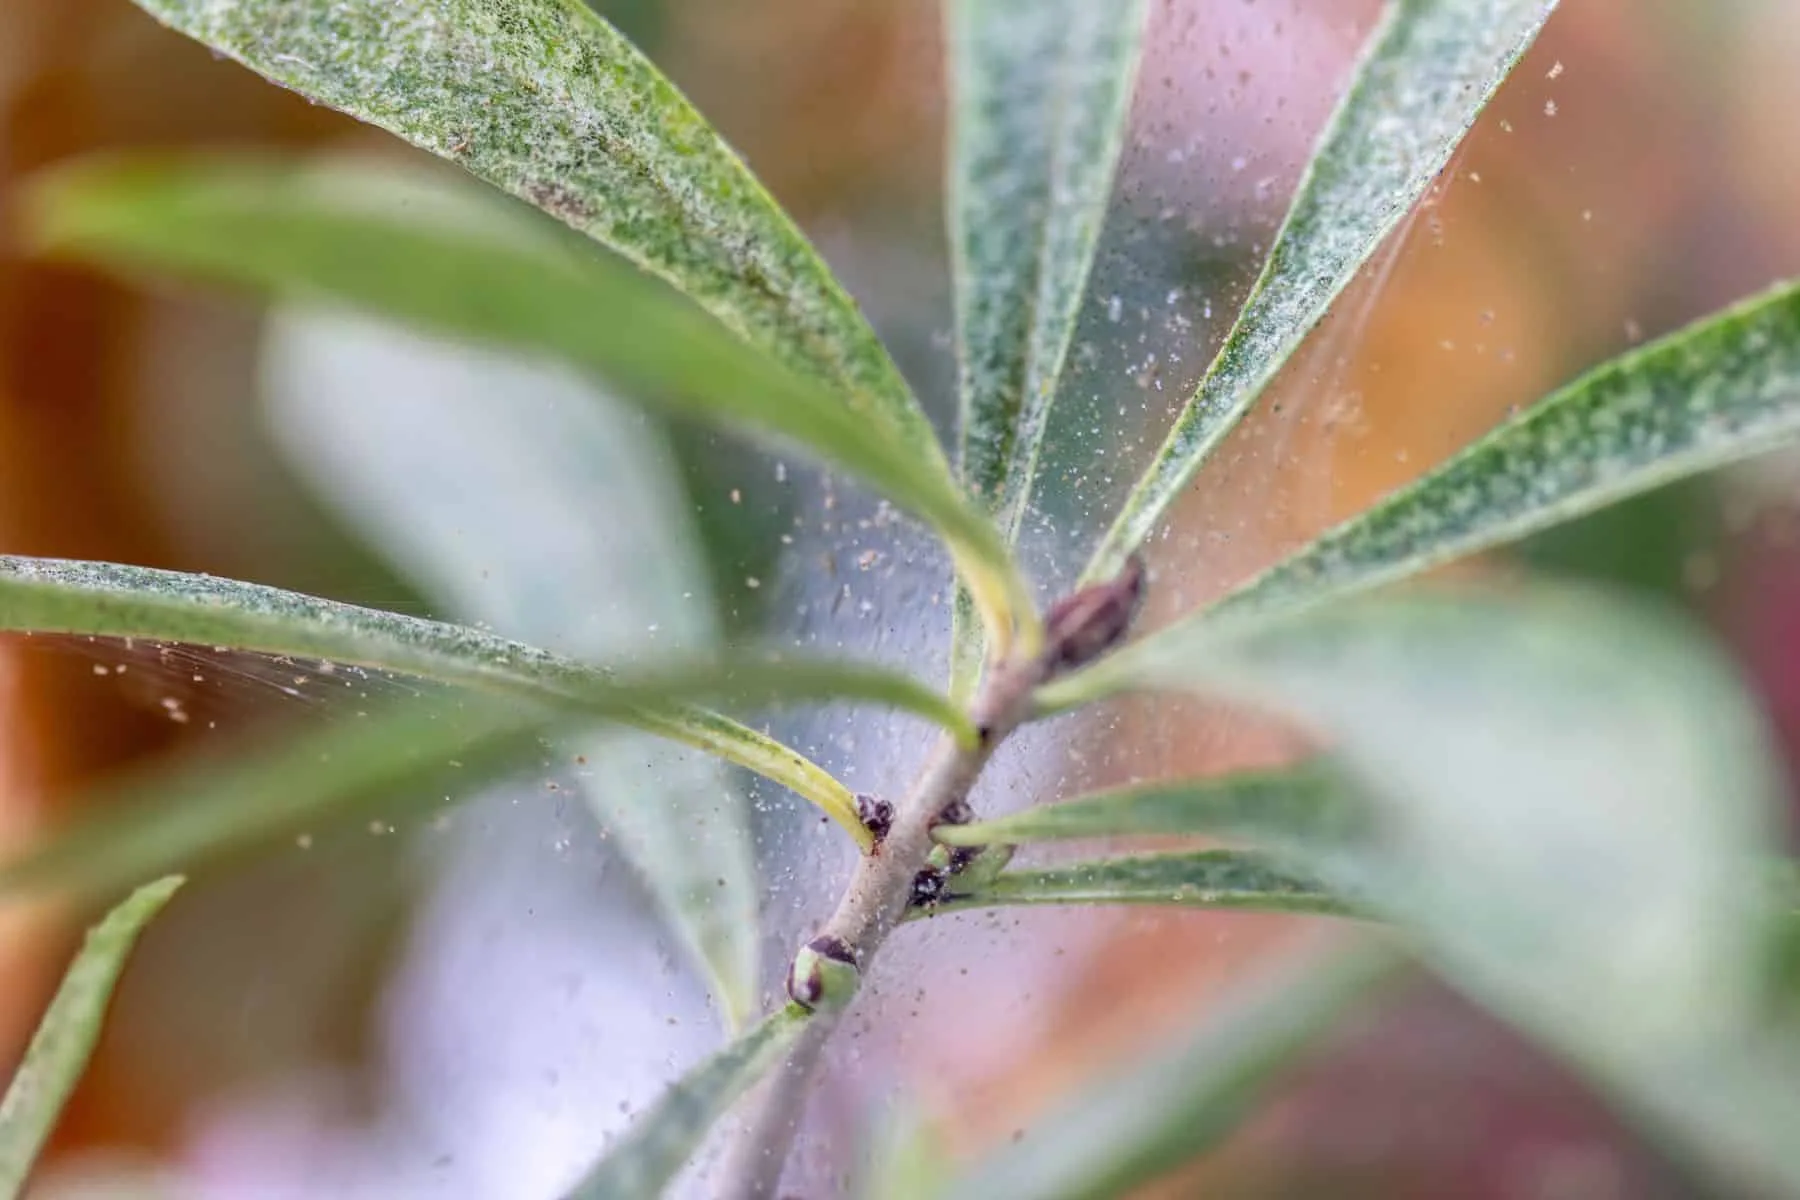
[1040, 553, 1147, 676]
[856, 793, 895, 844]
[786, 935, 859, 1012]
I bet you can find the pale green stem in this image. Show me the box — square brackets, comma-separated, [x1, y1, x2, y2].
[717, 654, 1045, 1197]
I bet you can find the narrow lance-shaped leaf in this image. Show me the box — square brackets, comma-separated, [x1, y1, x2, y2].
[0, 555, 978, 844]
[936, 764, 1360, 853]
[944, 0, 1145, 695]
[0, 623, 981, 911]
[949, 0, 1147, 541]
[914, 849, 1351, 921]
[0, 697, 548, 903]
[263, 306, 762, 1027]
[25, 158, 1038, 659]
[1051, 587, 1800, 1192]
[939, 944, 1398, 1200]
[0, 877, 184, 1198]
[1209, 279, 1800, 620]
[123, 0, 936, 469]
[563, 1005, 808, 1199]
[1084, 0, 1558, 584]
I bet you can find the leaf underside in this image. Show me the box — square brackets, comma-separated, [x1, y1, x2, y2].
[0, 877, 184, 1198]
[1085, 0, 1560, 583]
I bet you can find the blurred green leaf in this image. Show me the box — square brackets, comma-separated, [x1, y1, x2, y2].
[0, 877, 184, 1198]
[0, 555, 974, 840]
[1212, 280, 1800, 620]
[120, 0, 938, 469]
[937, 943, 1397, 1200]
[948, 0, 1146, 541]
[1085, 0, 1559, 584]
[25, 157, 1035, 658]
[1515, 476, 1720, 599]
[1047, 586, 1800, 1191]
[263, 303, 763, 1028]
[935, 764, 1358, 855]
[0, 698, 545, 902]
[915, 850, 1350, 920]
[858, 1104, 951, 1200]
[564, 1005, 808, 1199]
[665, 419, 792, 640]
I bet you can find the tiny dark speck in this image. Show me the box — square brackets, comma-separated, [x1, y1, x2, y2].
[523, 179, 597, 224]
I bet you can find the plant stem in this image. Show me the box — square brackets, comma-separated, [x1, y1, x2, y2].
[718, 656, 1044, 1197]
[718, 558, 1146, 1196]
[713, 1010, 835, 1197]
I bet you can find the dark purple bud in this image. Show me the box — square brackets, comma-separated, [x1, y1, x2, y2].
[935, 798, 974, 829]
[1041, 554, 1147, 676]
[909, 866, 948, 907]
[856, 793, 894, 843]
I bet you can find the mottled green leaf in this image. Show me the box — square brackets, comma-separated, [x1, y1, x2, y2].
[265, 302, 764, 1029]
[1046, 586, 1800, 1190]
[948, 0, 1146, 539]
[939, 944, 1397, 1200]
[1085, 0, 1558, 583]
[0, 697, 546, 902]
[1212, 279, 1800, 620]
[0, 877, 183, 1199]
[120, 0, 936, 467]
[935, 764, 1359, 854]
[943, 0, 1145, 696]
[915, 850, 1351, 919]
[0, 555, 973, 842]
[25, 157, 1035, 659]
[563, 1005, 808, 1199]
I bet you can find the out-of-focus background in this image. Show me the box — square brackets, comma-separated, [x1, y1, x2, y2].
[2, 0, 1799, 1196]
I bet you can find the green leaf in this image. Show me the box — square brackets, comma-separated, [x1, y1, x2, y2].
[24, 156, 1036, 660]
[263, 304, 763, 1028]
[935, 764, 1359, 854]
[120, 0, 936, 469]
[942, 0, 1145, 695]
[0, 698, 546, 903]
[0, 554, 975, 842]
[914, 850, 1352, 920]
[938, 943, 1397, 1200]
[0, 877, 184, 1198]
[858, 1104, 951, 1200]
[563, 1004, 808, 1199]
[1084, 0, 1559, 584]
[1048, 586, 1800, 1190]
[948, 0, 1147, 541]
[1212, 279, 1800, 620]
